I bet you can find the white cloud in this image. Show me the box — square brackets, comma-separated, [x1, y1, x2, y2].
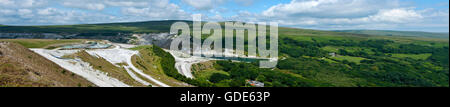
[182, 0, 226, 10]
[15, 9, 34, 19]
[234, 0, 254, 6]
[208, 14, 224, 21]
[61, 0, 106, 10]
[181, 0, 255, 10]
[0, 0, 46, 8]
[37, 8, 57, 15]
[263, 0, 400, 18]
[121, 4, 189, 20]
[56, 0, 190, 20]
[0, 9, 15, 15]
[0, 0, 448, 32]
[369, 8, 423, 23]
[0, 0, 191, 25]
[120, 0, 190, 20]
[22, 0, 42, 7]
[0, 7, 114, 25]
[0, 0, 14, 6]
[104, 0, 149, 7]
[253, 0, 447, 31]
[59, 0, 171, 11]
[18, 9, 33, 15]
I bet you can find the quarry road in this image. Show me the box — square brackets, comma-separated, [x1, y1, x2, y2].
[86, 44, 170, 87]
[125, 54, 170, 87]
[166, 50, 214, 79]
[175, 60, 195, 78]
[167, 50, 195, 78]
[124, 66, 151, 86]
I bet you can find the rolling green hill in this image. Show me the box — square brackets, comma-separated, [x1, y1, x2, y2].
[335, 30, 449, 39]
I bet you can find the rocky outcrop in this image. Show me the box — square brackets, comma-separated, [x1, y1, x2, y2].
[133, 33, 176, 49]
[0, 32, 176, 46]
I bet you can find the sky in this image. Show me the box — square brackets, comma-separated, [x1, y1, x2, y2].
[0, 0, 448, 32]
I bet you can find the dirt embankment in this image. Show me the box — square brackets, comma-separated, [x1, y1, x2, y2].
[0, 42, 94, 87]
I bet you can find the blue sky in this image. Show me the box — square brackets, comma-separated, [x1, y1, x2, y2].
[0, 0, 448, 32]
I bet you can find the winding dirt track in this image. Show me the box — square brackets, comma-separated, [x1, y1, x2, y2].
[125, 54, 170, 87]
[124, 66, 151, 86]
[87, 45, 170, 87]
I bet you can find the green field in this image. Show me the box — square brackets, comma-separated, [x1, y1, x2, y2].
[322, 46, 375, 54]
[336, 30, 449, 39]
[193, 69, 229, 81]
[0, 39, 84, 48]
[130, 45, 191, 87]
[390, 53, 432, 60]
[331, 56, 366, 64]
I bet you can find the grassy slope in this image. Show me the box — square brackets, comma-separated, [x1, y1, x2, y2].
[390, 53, 432, 60]
[0, 39, 85, 48]
[0, 42, 94, 87]
[130, 45, 191, 87]
[281, 28, 448, 46]
[331, 56, 366, 64]
[191, 61, 229, 81]
[322, 46, 375, 54]
[280, 28, 448, 87]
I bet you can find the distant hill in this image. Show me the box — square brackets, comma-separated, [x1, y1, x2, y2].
[0, 20, 195, 43]
[0, 20, 190, 33]
[0, 42, 94, 87]
[1, 21, 448, 43]
[335, 30, 449, 39]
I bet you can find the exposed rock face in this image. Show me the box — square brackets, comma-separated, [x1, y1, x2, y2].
[0, 32, 179, 46]
[133, 33, 176, 49]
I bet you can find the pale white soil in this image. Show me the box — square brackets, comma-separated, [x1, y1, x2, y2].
[31, 49, 130, 87]
[31, 44, 170, 87]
